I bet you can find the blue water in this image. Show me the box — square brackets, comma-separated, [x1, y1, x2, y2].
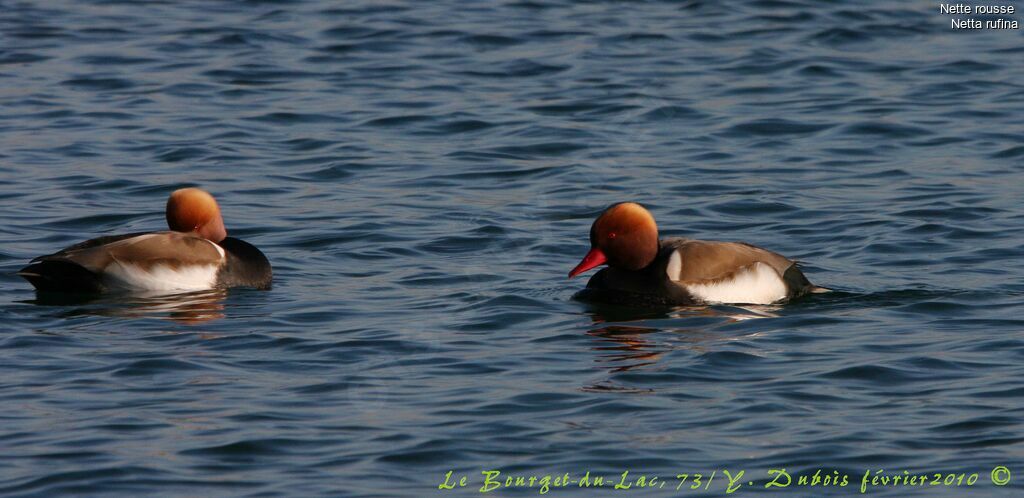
[2, 1, 1023, 496]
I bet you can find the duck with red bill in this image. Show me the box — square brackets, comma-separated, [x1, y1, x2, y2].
[568, 202, 828, 305]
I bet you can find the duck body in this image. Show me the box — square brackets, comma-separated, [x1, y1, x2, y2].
[19, 231, 272, 293]
[575, 238, 816, 306]
[18, 188, 272, 294]
[569, 203, 824, 306]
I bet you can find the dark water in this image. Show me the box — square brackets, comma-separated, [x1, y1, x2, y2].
[2, 1, 1023, 496]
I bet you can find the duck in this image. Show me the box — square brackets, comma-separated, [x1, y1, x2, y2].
[19, 188, 272, 293]
[569, 202, 825, 306]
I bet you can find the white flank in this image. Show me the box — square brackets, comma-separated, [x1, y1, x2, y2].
[105, 261, 219, 292]
[683, 262, 788, 305]
[210, 240, 226, 259]
[666, 250, 682, 281]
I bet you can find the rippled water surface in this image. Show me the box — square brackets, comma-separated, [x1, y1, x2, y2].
[2, 1, 1023, 496]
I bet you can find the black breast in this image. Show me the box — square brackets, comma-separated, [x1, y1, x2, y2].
[216, 237, 272, 290]
[573, 265, 699, 307]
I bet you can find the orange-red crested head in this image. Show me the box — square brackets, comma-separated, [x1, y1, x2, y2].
[166, 188, 227, 242]
[569, 202, 659, 278]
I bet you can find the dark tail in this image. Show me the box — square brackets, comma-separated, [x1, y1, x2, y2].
[782, 265, 831, 298]
[18, 260, 104, 293]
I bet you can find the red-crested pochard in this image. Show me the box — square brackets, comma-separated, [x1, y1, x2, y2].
[569, 202, 826, 305]
[19, 188, 272, 293]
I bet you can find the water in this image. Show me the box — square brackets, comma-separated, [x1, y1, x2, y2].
[2, 0, 1023, 496]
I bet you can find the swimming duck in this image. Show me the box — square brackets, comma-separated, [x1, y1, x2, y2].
[19, 188, 272, 293]
[569, 202, 824, 305]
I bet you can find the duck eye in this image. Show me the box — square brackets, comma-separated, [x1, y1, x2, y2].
[608, 232, 617, 239]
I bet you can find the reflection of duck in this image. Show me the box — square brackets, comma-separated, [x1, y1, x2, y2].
[26, 288, 229, 324]
[19, 188, 271, 293]
[587, 325, 667, 373]
[570, 202, 826, 306]
[582, 304, 778, 380]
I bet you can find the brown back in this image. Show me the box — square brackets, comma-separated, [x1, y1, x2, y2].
[663, 238, 795, 282]
[40, 232, 224, 273]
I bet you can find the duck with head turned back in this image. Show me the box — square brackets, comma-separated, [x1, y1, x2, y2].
[569, 202, 827, 306]
[19, 188, 272, 294]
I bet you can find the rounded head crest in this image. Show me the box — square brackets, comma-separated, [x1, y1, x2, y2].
[590, 202, 659, 270]
[166, 188, 227, 242]
[569, 202, 659, 278]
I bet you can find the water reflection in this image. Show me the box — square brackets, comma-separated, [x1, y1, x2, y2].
[582, 304, 778, 391]
[587, 325, 666, 373]
[24, 289, 227, 324]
